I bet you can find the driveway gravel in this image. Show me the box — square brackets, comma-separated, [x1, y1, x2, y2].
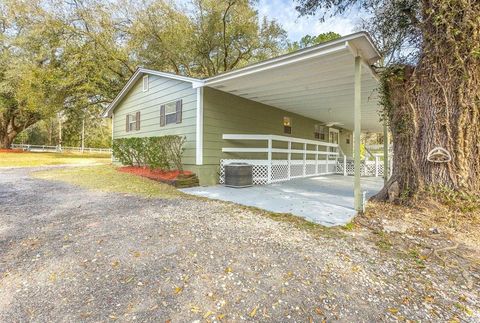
[0, 167, 479, 322]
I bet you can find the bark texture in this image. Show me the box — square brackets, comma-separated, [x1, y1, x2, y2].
[375, 0, 480, 200]
[0, 109, 39, 149]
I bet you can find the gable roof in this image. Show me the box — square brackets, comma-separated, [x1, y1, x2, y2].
[103, 32, 381, 119]
[103, 68, 203, 117]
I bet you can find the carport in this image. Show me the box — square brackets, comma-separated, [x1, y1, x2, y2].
[181, 175, 384, 226]
[196, 32, 388, 212]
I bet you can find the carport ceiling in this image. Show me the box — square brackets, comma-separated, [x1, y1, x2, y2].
[202, 32, 382, 132]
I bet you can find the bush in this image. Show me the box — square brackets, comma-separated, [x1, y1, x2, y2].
[112, 136, 186, 170]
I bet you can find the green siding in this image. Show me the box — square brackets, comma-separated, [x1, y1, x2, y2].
[202, 87, 353, 166]
[112, 74, 197, 165]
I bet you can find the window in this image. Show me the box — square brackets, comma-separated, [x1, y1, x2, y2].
[142, 75, 149, 92]
[160, 100, 182, 126]
[314, 124, 326, 140]
[126, 111, 140, 132]
[346, 134, 351, 144]
[283, 117, 291, 134]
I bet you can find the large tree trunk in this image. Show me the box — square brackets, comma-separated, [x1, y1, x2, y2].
[0, 117, 19, 149]
[374, 0, 480, 201]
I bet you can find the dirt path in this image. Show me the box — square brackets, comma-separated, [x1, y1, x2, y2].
[0, 167, 478, 322]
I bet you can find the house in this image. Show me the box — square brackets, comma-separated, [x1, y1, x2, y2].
[103, 32, 386, 210]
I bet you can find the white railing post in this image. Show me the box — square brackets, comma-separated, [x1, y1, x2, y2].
[287, 140, 291, 180]
[267, 138, 272, 183]
[375, 156, 379, 177]
[343, 155, 347, 176]
[315, 145, 319, 175]
[326, 152, 329, 173]
[303, 143, 307, 176]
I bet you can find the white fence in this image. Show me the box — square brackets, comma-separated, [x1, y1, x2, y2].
[11, 144, 111, 154]
[220, 134, 339, 185]
[335, 155, 392, 177]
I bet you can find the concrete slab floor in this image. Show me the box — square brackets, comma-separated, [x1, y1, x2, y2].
[181, 175, 384, 227]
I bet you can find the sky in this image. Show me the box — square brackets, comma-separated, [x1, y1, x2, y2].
[255, 0, 367, 41]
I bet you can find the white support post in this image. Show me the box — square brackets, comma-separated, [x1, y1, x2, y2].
[195, 87, 204, 165]
[375, 156, 379, 177]
[303, 143, 307, 176]
[326, 152, 329, 174]
[315, 145, 319, 175]
[354, 56, 362, 212]
[343, 155, 347, 176]
[287, 141, 291, 180]
[267, 138, 272, 183]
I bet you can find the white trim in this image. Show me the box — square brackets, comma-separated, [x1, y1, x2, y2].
[103, 68, 204, 117]
[201, 32, 380, 88]
[111, 112, 115, 162]
[204, 44, 348, 87]
[142, 75, 149, 92]
[195, 87, 204, 165]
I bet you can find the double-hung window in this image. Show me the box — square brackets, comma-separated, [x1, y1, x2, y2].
[160, 100, 182, 126]
[126, 111, 140, 132]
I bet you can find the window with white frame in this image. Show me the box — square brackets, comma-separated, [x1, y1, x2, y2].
[314, 124, 326, 140]
[142, 75, 149, 92]
[126, 112, 140, 132]
[283, 117, 291, 134]
[165, 101, 177, 124]
[160, 100, 182, 126]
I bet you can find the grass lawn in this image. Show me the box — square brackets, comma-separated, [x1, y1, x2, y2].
[0, 151, 111, 167]
[33, 165, 181, 198]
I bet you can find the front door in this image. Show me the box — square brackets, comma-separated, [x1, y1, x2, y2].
[329, 128, 339, 156]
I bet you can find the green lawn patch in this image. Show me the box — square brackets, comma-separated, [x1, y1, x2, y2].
[33, 165, 181, 198]
[0, 151, 111, 167]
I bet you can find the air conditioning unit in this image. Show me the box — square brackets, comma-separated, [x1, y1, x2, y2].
[224, 163, 253, 188]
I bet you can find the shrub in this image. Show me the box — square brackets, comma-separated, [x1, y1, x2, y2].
[112, 136, 186, 170]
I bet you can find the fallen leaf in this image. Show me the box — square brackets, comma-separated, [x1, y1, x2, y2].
[190, 305, 200, 313]
[225, 267, 232, 273]
[174, 286, 183, 294]
[204, 310, 214, 318]
[249, 305, 259, 318]
[424, 295, 434, 303]
[388, 308, 398, 315]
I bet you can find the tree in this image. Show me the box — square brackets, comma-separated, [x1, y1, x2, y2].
[130, 0, 287, 77]
[0, 0, 133, 148]
[287, 31, 340, 52]
[0, 1, 68, 148]
[296, 0, 480, 199]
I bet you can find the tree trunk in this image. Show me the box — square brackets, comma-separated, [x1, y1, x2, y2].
[374, 0, 480, 201]
[1, 131, 17, 149]
[0, 117, 19, 149]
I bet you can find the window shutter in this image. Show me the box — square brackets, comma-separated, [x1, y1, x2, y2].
[176, 100, 182, 123]
[160, 105, 166, 127]
[135, 111, 140, 130]
[126, 114, 129, 132]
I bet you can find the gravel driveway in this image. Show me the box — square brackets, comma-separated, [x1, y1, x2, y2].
[0, 167, 478, 322]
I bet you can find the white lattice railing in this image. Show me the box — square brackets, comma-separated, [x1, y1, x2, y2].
[335, 155, 393, 177]
[220, 134, 339, 185]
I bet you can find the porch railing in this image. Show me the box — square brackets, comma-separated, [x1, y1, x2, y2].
[220, 134, 338, 184]
[335, 155, 393, 177]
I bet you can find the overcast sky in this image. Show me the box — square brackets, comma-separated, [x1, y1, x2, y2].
[256, 0, 367, 41]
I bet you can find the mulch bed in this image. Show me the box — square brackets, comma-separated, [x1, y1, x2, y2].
[118, 166, 199, 188]
[0, 149, 26, 153]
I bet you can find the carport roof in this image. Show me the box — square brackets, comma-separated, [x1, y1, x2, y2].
[199, 32, 382, 132]
[105, 32, 382, 132]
